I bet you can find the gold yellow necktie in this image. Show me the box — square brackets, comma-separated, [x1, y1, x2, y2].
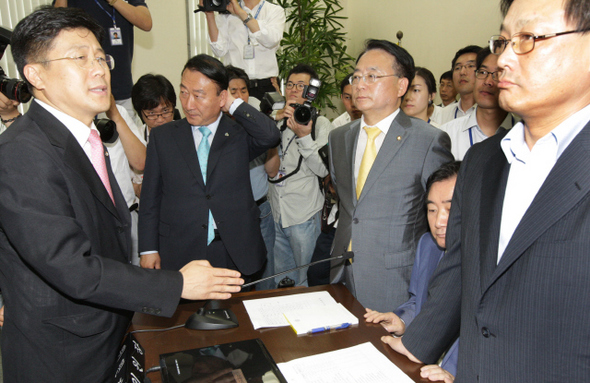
[356, 126, 381, 199]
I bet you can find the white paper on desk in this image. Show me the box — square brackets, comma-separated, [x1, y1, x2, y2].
[283, 302, 359, 335]
[277, 342, 414, 383]
[242, 291, 337, 329]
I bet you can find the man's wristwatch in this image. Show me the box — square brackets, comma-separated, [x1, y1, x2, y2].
[243, 13, 254, 25]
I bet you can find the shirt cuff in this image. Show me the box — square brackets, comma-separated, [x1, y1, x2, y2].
[229, 98, 244, 115]
[140, 251, 158, 256]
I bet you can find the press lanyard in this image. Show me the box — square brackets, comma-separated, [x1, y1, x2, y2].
[279, 131, 297, 161]
[94, 0, 117, 27]
[243, 0, 265, 44]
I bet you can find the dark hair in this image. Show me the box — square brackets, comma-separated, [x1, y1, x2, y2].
[476, 47, 493, 70]
[357, 39, 415, 87]
[226, 65, 250, 84]
[340, 74, 353, 94]
[11, 6, 104, 90]
[440, 70, 453, 82]
[132, 74, 176, 121]
[451, 45, 482, 69]
[501, 0, 590, 32]
[414, 67, 437, 95]
[424, 161, 461, 206]
[287, 64, 318, 82]
[183, 54, 228, 95]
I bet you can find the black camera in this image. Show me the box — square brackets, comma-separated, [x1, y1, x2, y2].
[291, 78, 321, 125]
[94, 118, 119, 144]
[0, 26, 31, 103]
[194, 0, 230, 13]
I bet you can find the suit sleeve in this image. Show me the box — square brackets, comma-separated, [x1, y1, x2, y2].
[421, 129, 454, 188]
[0, 133, 182, 317]
[232, 102, 280, 161]
[401, 151, 464, 363]
[138, 130, 163, 253]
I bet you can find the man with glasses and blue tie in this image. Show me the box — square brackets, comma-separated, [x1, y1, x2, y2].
[0, 7, 246, 382]
[386, 0, 590, 381]
[328, 39, 452, 313]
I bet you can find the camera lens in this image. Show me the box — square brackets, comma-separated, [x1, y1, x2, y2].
[294, 106, 311, 125]
[211, 0, 223, 5]
[0, 75, 32, 103]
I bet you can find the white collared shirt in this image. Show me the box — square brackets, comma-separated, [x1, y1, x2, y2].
[440, 107, 516, 160]
[35, 99, 96, 161]
[438, 99, 476, 125]
[353, 109, 400, 182]
[497, 103, 590, 263]
[208, 0, 286, 79]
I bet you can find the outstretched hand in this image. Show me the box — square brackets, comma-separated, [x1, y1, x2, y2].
[180, 260, 243, 300]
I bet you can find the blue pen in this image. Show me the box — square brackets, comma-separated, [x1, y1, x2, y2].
[309, 322, 352, 334]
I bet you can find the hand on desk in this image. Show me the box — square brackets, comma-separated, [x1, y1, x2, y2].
[364, 308, 405, 335]
[420, 364, 455, 383]
[180, 260, 243, 301]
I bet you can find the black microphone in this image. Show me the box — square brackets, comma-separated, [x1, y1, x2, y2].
[241, 251, 354, 289]
[184, 252, 354, 331]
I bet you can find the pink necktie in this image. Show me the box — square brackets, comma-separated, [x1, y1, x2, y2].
[88, 129, 115, 205]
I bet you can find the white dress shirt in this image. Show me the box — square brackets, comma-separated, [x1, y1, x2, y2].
[498, 103, 590, 262]
[438, 99, 476, 125]
[440, 107, 516, 160]
[209, 0, 286, 79]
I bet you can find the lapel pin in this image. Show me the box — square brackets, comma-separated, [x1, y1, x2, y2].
[397, 136, 402, 141]
[225, 133, 229, 137]
[105, 151, 109, 156]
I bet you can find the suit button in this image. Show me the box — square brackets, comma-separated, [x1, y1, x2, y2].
[206, 194, 211, 199]
[142, 307, 149, 313]
[353, 218, 359, 224]
[116, 226, 124, 233]
[202, 224, 207, 229]
[481, 327, 490, 338]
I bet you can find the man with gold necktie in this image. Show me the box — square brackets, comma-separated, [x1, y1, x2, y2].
[328, 39, 453, 313]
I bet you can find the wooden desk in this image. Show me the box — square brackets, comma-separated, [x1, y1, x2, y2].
[130, 284, 431, 382]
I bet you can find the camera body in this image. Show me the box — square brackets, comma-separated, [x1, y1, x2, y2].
[0, 26, 31, 103]
[198, 0, 230, 13]
[0, 67, 31, 103]
[291, 78, 321, 125]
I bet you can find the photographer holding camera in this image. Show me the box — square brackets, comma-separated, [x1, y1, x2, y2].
[0, 93, 20, 133]
[268, 64, 334, 287]
[202, 0, 285, 101]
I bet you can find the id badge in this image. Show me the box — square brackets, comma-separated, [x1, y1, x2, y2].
[275, 170, 286, 187]
[243, 44, 255, 60]
[110, 27, 123, 46]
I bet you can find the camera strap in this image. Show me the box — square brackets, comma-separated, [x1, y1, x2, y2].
[269, 115, 318, 184]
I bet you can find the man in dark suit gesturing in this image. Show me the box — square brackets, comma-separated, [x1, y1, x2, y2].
[388, 0, 590, 381]
[138, 54, 279, 276]
[329, 39, 452, 312]
[0, 8, 243, 382]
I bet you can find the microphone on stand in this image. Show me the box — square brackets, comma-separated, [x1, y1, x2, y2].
[184, 252, 354, 330]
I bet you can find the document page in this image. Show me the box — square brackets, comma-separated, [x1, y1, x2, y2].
[277, 342, 414, 383]
[243, 291, 337, 329]
[283, 302, 359, 335]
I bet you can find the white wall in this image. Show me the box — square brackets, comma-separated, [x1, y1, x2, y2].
[345, 0, 503, 101]
[130, 0, 503, 112]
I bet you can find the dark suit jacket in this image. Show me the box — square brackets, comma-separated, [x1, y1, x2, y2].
[138, 102, 279, 273]
[403, 121, 590, 382]
[0, 102, 183, 382]
[328, 111, 453, 312]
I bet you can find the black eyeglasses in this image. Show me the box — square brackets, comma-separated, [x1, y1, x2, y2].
[489, 29, 590, 55]
[286, 82, 306, 90]
[143, 108, 173, 120]
[475, 69, 502, 82]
